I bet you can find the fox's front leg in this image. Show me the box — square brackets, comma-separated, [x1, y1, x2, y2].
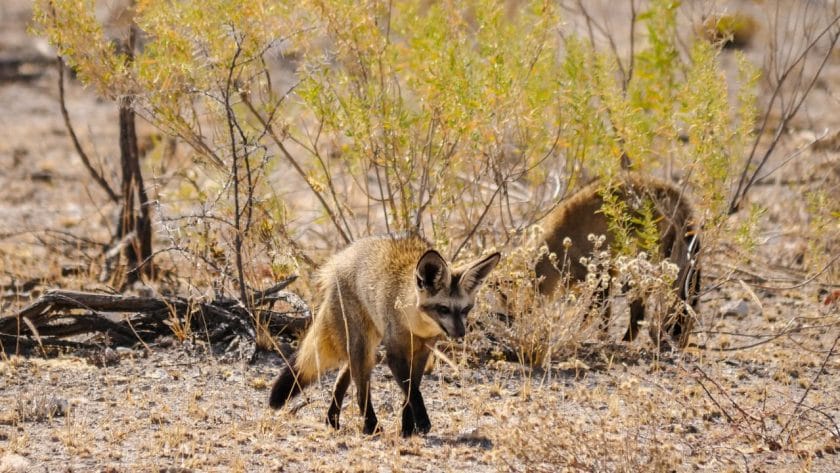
[387, 347, 432, 437]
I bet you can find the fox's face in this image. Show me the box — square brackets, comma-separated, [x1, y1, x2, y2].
[415, 250, 501, 339]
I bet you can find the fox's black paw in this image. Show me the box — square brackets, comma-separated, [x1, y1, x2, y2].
[326, 408, 341, 429]
[415, 415, 431, 435]
[401, 422, 416, 438]
[363, 418, 381, 436]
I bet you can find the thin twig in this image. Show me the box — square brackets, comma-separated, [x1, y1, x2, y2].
[729, 11, 840, 213]
[782, 331, 840, 441]
[451, 184, 503, 261]
[692, 364, 762, 424]
[222, 31, 250, 313]
[241, 95, 351, 244]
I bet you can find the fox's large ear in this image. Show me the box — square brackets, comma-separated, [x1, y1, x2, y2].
[459, 252, 501, 294]
[416, 250, 450, 293]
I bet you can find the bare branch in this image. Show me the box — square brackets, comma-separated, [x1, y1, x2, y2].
[729, 10, 840, 214]
[57, 57, 119, 203]
[241, 94, 352, 244]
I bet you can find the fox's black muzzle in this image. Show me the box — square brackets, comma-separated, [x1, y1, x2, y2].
[451, 317, 466, 339]
[434, 316, 466, 339]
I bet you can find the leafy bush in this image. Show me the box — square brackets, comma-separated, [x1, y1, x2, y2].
[34, 0, 754, 352]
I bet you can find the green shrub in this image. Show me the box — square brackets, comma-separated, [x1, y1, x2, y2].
[34, 0, 755, 353]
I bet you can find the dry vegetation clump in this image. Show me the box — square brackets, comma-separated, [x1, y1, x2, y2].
[468, 228, 597, 368]
[493, 336, 840, 471]
[471, 228, 692, 370]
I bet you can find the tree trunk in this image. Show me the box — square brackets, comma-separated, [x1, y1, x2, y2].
[116, 97, 153, 283]
[114, 26, 153, 284]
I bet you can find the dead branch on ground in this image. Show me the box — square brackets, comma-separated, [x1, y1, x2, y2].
[0, 276, 310, 355]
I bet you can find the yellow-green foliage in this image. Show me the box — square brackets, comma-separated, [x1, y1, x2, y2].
[560, 38, 617, 179]
[598, 181, 634, 253]
[34, 0, 303, 307]
[35, 0, 751, 221]
[806, 188, 840, 283]
[679, 41, 752, 218]
[32, 0, 755, 297]
[625, 0, 680, 169]
[734, 203, 766, 262]
[556, 0, 754, 258]
[32, 0, 128, 98]
[292, 0, 755, 248]
[295, 0, 566, 239]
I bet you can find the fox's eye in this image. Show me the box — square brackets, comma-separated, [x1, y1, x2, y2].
[434, 304, 450, 314]
[461, 305, 473, 315]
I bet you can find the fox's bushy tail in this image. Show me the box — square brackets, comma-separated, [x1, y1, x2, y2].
[269, 353, 305, 409]
[268, 320, 340, 409]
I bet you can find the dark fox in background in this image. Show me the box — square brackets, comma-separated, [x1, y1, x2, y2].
[535, 173, 701, 348]
[269, 234, 500, 437]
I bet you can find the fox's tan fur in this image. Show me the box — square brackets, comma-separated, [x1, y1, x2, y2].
[269, 234, 500, 436]
[535, 173, 701, 348]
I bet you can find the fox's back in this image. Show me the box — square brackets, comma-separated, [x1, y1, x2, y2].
[537, 174, 696, 293]
[316, 234, 432, 333]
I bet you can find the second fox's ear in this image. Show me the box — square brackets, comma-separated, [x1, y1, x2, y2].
[416, 250, 450, 293]
[460, 252, 501, 294]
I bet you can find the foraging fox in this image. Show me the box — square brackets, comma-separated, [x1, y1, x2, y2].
[269, 234, 500, 437]
[535, 173, 701, 348]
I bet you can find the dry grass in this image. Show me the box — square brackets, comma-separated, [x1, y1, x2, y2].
[1, 305, 838, 471]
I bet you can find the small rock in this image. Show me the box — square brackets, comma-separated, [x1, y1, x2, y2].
[0, 453, 31, 472]
[19, 396, 67, 421]
[226, 374, 244, 384]
[720, 300, 750, 318]
[87, 348, 120, 367]
[144, 369, 168, 380]
[823, 289, 840, 306]
[29, 171, 53, 182]
[457, 427, 493, 450]
[103, 348, 120, 365]
[556, 358, 590, 371]
[43, 397, 68, 418]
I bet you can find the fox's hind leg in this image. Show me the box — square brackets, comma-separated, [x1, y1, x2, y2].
[326, 365, 351, 429]
[346, 329, 380, 435]
[669, 263, 701, 348]
[271, 284, 345, 410]
[623, 298, 644, 342]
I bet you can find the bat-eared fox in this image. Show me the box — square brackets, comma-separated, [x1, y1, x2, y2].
[535, 173, 701, 348]
[269, 234, 500, 437]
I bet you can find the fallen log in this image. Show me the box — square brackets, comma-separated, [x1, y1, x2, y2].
[0, 275, 311, 353]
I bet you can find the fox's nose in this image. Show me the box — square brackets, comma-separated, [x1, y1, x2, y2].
[453, 322, 466, 339]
